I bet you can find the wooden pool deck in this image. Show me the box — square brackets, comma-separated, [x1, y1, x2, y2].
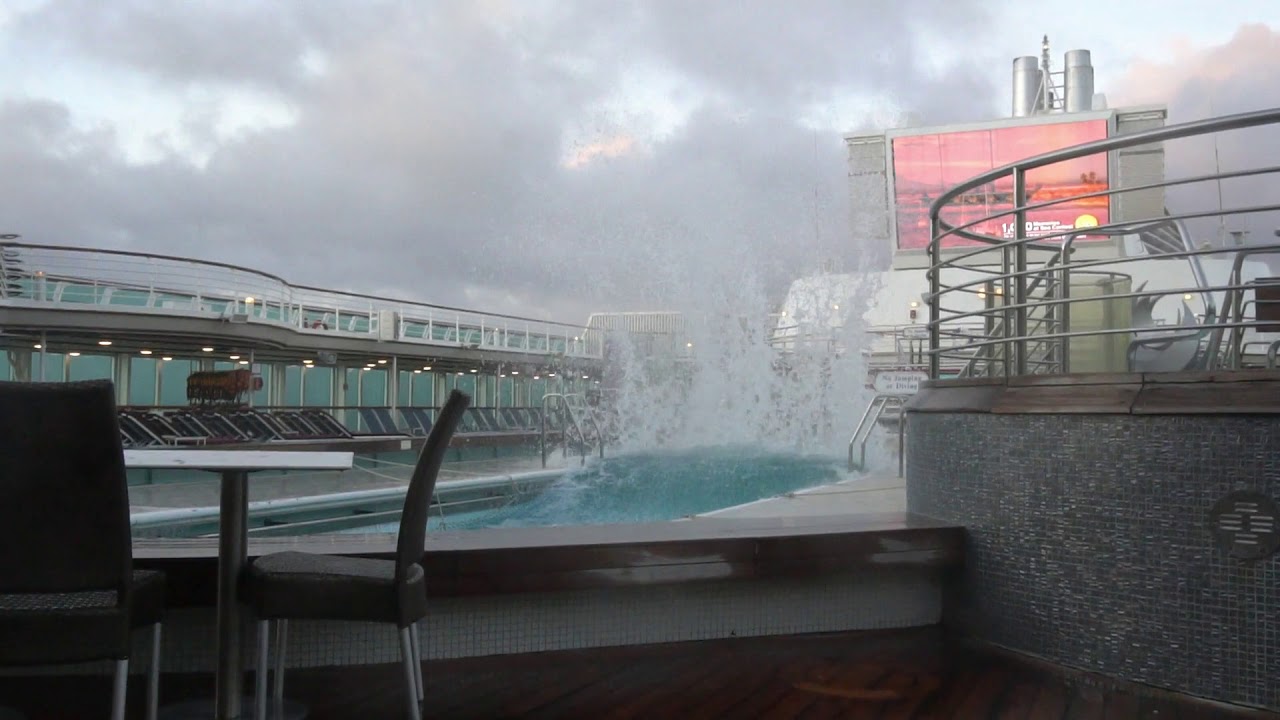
[1, 628, 1271, 719]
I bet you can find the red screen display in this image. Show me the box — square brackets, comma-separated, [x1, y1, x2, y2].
[891, 119, 1110, 250]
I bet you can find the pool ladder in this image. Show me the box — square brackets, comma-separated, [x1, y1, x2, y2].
[847, 394, 908, 475]
[540, 392, 605, 468]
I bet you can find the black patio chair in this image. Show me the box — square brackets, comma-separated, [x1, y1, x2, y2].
[0, 380, 166, 720]
[242, 390, 470, 720]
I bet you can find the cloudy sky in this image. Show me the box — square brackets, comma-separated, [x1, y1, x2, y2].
[1, 0, 1277, 322]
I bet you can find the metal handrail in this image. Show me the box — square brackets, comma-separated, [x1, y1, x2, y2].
[847, 394, 907, 474]
[539, 392, 605, 468]
[0, 241, 601, 358]
[925, 107, 1280, 378]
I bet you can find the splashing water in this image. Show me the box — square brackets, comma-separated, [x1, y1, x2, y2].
[599, 241, 885, 457]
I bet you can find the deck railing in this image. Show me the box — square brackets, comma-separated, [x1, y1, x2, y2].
[925, 107, 1280, 379]
[0, 242, 601, 358]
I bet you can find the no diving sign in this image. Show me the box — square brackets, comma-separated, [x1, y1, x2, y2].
[870, 370, 927, 394]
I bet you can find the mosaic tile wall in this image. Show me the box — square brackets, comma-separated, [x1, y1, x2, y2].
[10, 566, 940, 676]
[906, 412, 1280, 711]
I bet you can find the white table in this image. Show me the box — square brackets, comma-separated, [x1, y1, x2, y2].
[126, 450, 354, 720]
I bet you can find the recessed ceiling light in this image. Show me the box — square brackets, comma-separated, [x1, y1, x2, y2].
[511, 371, 519, 375]
[97, 340, 112, 346]
[423, 366, 432, 371]
[202, 347, 214, 352]
[68, 352, 81, 357]
[140, 350, 153, 355]
[238, 360, 249, 365]
[162, 356, 173, 362]
[229, 355, 240, 360]
[32, 343, 41, 349]
[413, 369, 422, 374]
[377, 359, 388, 364]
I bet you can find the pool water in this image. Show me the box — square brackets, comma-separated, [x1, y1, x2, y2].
[359, 446, 844, 532]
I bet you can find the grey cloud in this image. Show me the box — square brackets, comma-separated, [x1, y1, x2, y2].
[0, 0, 1001, 322]
[10, 0, 350, 91]
[1112, 25, 1280, 252]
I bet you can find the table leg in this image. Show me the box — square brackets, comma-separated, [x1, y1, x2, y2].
[216, 470, 249, 719]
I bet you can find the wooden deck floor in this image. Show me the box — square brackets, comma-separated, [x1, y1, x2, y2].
[0, 628, 1273, 719]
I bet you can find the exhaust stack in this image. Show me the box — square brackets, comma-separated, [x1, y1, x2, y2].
[1012, 56, 1043, 117]
[1063, 49, 1095, 113]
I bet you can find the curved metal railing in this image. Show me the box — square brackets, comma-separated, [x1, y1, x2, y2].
[0, 241, 601, 358]
[925, 107, 1280, 378]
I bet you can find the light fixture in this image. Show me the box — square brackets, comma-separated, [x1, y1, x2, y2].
[1184, 293, 1193, 301]
[833, 304, 840, 310]
[581, 375, 589, 380]
[238, 360, 249, 365]
[302, 359, 313, 364]
[98, 340, 112, 346]
[202, 347, 214, 352]
[511, 370, 519, 375]
[377, 359, 388, 364]
[423, 365, 432, 371]
[781, 310, 787, 317]
[68, 352, 81, 357]
[533, 375, 541, 380]
[456, 371, 464, 376]
[140, 350, 153, 356]
[686, 342, 693, 348]
[499, 373, 506, 378]
[469, 369, 477, 373]
[32, 343, 41, 349]
[414, 369, 422, 374]
[548, 372, 556, 377]
[244, 296, 255, 304]
[229, 355, 240, 360]
[162, 356, 173, 362]
[910, 301, 919, 308]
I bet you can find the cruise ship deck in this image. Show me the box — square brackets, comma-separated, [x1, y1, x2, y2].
[3, 48, 1279, 720]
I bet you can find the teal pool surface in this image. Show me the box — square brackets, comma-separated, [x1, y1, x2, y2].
[360, 447, 844, 532]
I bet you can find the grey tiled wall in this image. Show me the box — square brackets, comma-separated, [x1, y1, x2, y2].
[906, 412, 1279, 711]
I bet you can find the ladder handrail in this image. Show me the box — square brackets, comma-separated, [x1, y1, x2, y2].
[847, 394, 908, 473]
[539, 392, 605, 468]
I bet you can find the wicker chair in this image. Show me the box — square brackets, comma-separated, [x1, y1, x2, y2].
[242, 390, 469, 720]
[0, 380, 166, 720]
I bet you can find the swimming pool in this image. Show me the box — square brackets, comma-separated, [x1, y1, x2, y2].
[351, 446, 845, 532]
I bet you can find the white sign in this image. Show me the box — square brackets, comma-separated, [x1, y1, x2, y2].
[871, 370, 927, 394]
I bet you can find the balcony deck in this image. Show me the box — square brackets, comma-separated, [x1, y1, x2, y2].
[1, 628, 1272, 719]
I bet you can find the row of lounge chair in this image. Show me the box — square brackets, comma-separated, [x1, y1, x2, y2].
[117, 406, 548, 447]
[356, 406, 546, 437]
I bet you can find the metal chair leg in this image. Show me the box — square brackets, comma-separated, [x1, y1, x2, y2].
[110, 658, 128, 720]
[273, 619, 288, 710]
[409, 622, 424, 704]
[256, 620, 270, 720]
[147, 623, 162, 720]
[398, 628, 422, 720]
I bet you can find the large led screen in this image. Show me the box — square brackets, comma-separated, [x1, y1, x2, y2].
[891, 119, 1110, 250]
